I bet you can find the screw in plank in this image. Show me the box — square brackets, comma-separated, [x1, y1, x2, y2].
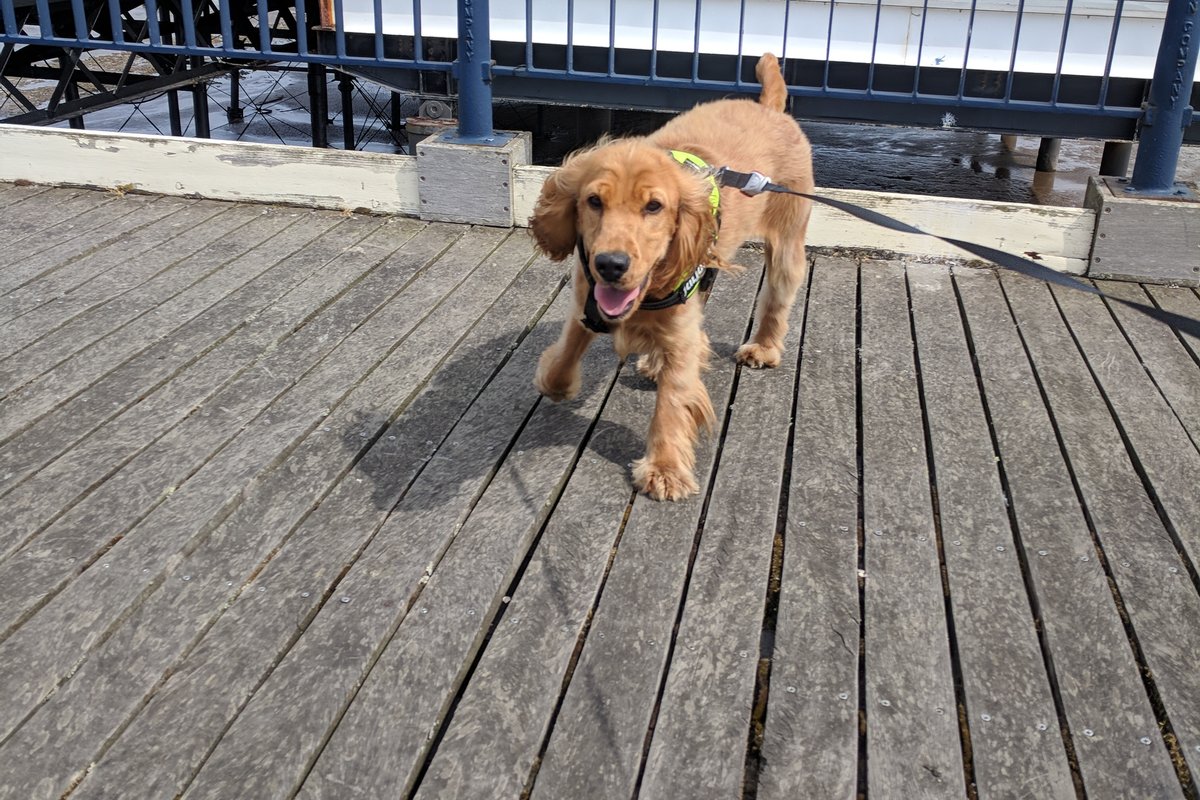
[1083, 729, 1094, 737]
[340, 596, 351, 604]
[467, 609, 475, 616]
[1121, 561, 1130, 567]
[996, 546, 1006, 552]
[839, 526, 849, 532]
[301, 592, 311, 598]
[1037, 723, 1048, 731]
[258, 587, 265, 593]
[421, 608, 429, 615]
[1140, 737, 1152, 746]
[935, 707, 945, 715]
[182, 575, 191, 581]
[918, 536, 927, 542]
[739, 651, 748, 658]
[981, 714, 991, 722]
[873, 530, 883, 537]
[1038, 550, 1048, 556]
[838, 692, 849, 701]
[1169, 567, 1180, 574]
[879, 699, 891, 707]
[952, 540, 962, 546]
[598, 633, 605, 639]
[787, 686, 797, 694]
[798, 521, 806, 527]
[1081, 556, 1090, 562]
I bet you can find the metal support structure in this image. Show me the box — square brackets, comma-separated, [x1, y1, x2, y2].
[308, 63, 329, 147]
[1129, 0, 1200, 195]
[339, 72, 355, 150]
[1100, 141, 1133, 176]
[452, 0, 496, 143]
[1035, 137, 1060, 172]
[190, 56, 211, 137]
[228, 70, 244, 124]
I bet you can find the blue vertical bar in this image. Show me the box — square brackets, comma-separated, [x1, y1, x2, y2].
[456, 0, 495, 140]
[566, 0, 574, 72]
[524, 0, 533, 68]
[650, 0, 660, 78]
[779, 0, 791, 64]
[1097, 0, 1126, 109]
[70, 0, 88, 41]
[822, 0, 835, 89]
[413, 0, 423, 62]
[373, 0, 383, 60]
[35, 0, 53, 38]
[220, 0, 233, 51]
[607, 0, 615, 75]
[734, 0, 745, 86]
[691, 0, 701, 81]
[257, 0, 270, 52]
[1129, 0, 1200, 194]
[181, 0, 197, 48]
[3, 0, 18, 36]
[866, 0, 882, 93]
[956, 0, 978, 99]
[108, 0, 123, 42]
[145, 0, 161, 45]
[1003, 0, 1026, 102]
[1049, 0, 1074, 105]
[295, 0, 308, 55]
[335, 0, 346, 58]
[912, 0, 930, 96]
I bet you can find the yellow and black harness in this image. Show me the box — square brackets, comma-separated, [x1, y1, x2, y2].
[578, 150, 721, 334]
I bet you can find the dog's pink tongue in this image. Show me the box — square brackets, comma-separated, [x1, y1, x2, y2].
[594, 284, 639, 316]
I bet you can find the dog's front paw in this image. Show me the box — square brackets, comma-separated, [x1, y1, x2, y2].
[736, 342, 781, 369]
[632, 458, 699, 501]
[534, 349, 581, 402]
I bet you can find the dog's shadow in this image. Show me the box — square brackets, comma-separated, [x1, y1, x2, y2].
[337, 328, 742, 513]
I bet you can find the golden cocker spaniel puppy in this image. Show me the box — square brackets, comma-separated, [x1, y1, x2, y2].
[529, 53, 814, 501]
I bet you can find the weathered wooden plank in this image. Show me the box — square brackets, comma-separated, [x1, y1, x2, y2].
[0, 196, 210, 326]
[0, 200, 236, 353]
[639, 270, 808, 797]
[0, 193, 160, 286]
[1095, 281, 1200, 449]
[0, 232, 550, 800]
[526, 264, 762, 800]
[1143, 285, 1200, 363]
[0, 204, 273, 391]
[0, 182, 51, 208]
[1002, 272, 1200, 793]
[0, 211, 351, 496]
[0, 224, 458, 705]
[1051, 281, 1200, 570]
[0, 126, 422, 215]
[908, 262, 1074, 799]
[758, 257, 860, 800]
[1087, 176, 1200, 285]
[0, 215, 403, 554]
[858, 259, 965, 798]
[191, 296, 617, 800]
[0, 188, 111, 245]
[413, 354, 655, 798]
[70, 259, 571, 800]
[955, 268, 1183, 798]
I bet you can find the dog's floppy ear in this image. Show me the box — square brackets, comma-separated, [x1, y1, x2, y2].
[664, 179, 719, 276]
[529, 152, 590, 261]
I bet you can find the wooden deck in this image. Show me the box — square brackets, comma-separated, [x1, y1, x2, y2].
[1, 183, 1199, 799]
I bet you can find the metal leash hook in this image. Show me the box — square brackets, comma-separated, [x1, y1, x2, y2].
[713, 167, 773, 196]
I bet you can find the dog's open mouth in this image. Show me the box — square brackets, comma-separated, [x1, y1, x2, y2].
[594, 276, 649, 319]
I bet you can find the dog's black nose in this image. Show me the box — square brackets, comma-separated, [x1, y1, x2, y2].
[594, 251, 630, 283]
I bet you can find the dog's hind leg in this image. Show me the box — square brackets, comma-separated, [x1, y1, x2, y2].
[737, 195, 811, 369]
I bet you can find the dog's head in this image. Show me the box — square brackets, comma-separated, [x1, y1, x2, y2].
[529, 139, 718, 323]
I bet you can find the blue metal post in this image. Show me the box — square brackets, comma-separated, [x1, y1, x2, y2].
[454, 0, 496, 142]
[1128, 0, 1200, 195]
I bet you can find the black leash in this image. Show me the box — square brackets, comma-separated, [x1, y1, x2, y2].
[715, 167, 1200, 340]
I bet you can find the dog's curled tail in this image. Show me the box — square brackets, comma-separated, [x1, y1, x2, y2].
[756, 53, 787, 112]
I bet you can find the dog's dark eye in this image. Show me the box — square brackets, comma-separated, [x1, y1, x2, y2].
[587, 195, 603, 210]
[644, 200, 663, 214]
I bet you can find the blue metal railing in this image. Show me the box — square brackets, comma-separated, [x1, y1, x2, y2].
[0, 0, 1196, 189]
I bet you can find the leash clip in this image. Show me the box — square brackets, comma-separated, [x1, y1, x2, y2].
[714, 167, 773, 196]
